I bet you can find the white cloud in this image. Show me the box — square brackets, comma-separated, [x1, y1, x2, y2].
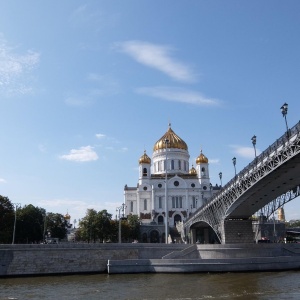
[208, 158, 220, 164]
[95, 133, 106, 139]
[0, 178, 7, 183]
[65, 95, 93, 106]
[60, 146, 98, 162]
[38, 198, 118, 221]
[0, 36, 40, 96]
[38, 144, 47, 153]
[136, 86, 220, 106]
[118, 41, 196, 83]
[231, 145, 260, 159]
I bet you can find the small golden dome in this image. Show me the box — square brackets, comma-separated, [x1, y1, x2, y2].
[189, 165, 197, 175]
[153, 124, 188, 151]
[64, 213, 71, 220]
[277, 207, 285, 222]
[196, 150, 208, 164]
[139, 150, 151, 164]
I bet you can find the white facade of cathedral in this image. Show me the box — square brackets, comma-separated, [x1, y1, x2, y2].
[124, 124, 219, 235]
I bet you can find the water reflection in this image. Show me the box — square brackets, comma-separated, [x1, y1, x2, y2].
[1, 271, 300, 299]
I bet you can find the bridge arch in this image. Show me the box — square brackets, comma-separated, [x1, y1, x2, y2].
[184, 121, 300, 244]
[189, 221, 220, 244]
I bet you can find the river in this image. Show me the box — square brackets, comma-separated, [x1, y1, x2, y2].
[1, 271, 300, 299]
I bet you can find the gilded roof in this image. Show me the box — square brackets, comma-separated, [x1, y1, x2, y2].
[153, 124, 188, 151]
[189, 165, 197, 175]
[139, 150, 151, 164]
[196, 150, 208, 164]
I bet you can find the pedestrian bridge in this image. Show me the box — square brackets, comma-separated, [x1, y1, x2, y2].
[184, 121, 300, 244]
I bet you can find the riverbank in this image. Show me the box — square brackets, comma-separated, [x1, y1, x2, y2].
[1, 243, 300, 277]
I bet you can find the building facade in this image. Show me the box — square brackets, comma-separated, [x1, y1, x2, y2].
[124, 124, 220, 243]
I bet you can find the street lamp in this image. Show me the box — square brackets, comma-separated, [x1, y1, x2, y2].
[164, 138, 170, 244]
[116, 203, 126, 243]
[12, 203, 21, 244]
[251, 135, 257, 159]
[232, 157, 237, 178]
[280, 102, 289, 137]
[219, 172, 222, 187]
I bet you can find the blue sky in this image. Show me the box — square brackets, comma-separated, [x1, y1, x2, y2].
[0, 1, 299, 223]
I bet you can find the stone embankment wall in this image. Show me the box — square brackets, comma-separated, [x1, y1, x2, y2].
[0, 243, 187, 277]
[1, 243, 300, 277]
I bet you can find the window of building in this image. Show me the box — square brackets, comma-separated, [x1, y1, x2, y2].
[201, 167, 206, 176]
[192, 196, 197, 208]
[172, 196, 183, 208]
[178, 160, 181, 170]
[158, 196, 162, 209]
[158, 215, 164, 224]
[143, 168, 147, 176]
[130, 201, 133, 212]
[171, 160, 174, 170]
[144, 199, 147, 210]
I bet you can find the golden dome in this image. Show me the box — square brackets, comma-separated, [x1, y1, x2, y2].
[64, 213, 71, 220]
[153, 124, 188, 151]
[277, 207, 285, 222]
[196, 150, 208, 164]
[189, 165, 197, 175]
[139, 150, 151, 164]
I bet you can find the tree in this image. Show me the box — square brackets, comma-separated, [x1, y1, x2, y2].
[0, 195, 14, 243]
[127, 214, 141, 241]
[45, 213, 68, 240]
[16, 204, 45, 243]
[77, 209, 98, 242]
[96, 210, 112, 242]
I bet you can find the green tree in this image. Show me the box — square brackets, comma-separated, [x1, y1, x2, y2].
[45, 213, 68, 240]
[96, 210, 112, 242]
[0, 195, 14, 243]
[16, 204, 45, 243]
[127, 214, 141, 241]
[78, 209, 98, 242]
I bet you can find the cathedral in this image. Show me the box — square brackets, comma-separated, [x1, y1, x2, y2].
[124, 124, 220, 243]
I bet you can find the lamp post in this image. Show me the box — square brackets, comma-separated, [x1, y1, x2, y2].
[232, 157, 237, 178]
[43, 212, 48, 242]
[12, 203, 21, 244]
[219, 172, 222, 187]
[280, 102, 289, 137]
[116, 203, 126, 243]
[164, 138, 170, 244]
[251, 135, 257, 159]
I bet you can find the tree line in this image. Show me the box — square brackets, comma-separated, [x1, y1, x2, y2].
[0, 195, 140, 244]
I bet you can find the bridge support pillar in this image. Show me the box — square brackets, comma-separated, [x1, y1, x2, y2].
[221, 219, 253, 244]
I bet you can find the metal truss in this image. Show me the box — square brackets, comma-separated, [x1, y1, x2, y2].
[259, 184, 300, 219]
[185, 121, 300, 241]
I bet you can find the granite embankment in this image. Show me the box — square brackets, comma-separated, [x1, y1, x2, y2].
[1, 243, 300, 277]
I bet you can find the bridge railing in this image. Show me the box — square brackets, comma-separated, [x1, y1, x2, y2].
[186, 120, 300, 223]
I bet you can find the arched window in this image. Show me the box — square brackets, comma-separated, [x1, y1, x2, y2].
[143, 167, 148, 176]
[171, 160, 174, 170]
[174, 214, 182, 226]
[158, 215, 164, 224]
[144, 199, 147, 210]
[201, 167, 206, 176]
[130, 201, 133, 212]
[178, 160, 181, 170]
[158, 196, 162, 209]
[172, 196, 183, 208]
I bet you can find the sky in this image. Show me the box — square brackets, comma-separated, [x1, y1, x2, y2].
[0, 1, 300, 224]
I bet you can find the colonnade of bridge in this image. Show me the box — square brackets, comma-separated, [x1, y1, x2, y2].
[184, 120, 300, 244]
